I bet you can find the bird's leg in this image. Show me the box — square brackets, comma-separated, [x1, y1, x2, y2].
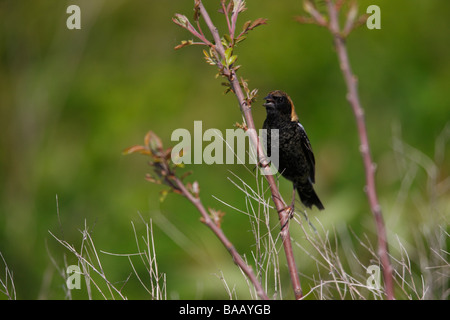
[288, 185, 296, 219]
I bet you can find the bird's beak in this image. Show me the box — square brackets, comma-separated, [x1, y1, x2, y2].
[263, 95, 275, 108]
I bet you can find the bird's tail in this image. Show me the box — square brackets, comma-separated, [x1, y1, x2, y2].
[296, 183, 324, 210]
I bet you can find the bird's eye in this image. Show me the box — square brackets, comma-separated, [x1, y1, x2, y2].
[276, 96, 284, 103]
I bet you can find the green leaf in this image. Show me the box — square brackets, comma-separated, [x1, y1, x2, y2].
[233, 0, 246, 14]
[223, 34, 232, 46]
[235, 35, 247, 44]
[173, 14, 189, 28]
[249, 18, 268, 30]
[227, 54, 238, 66]
[174, 39, 193, 50]
[122, 145, 148, 155]
[224, 47, 233, 66]
[303, 0, 314, 14]
[203, 49, 216, 65]
[242, 20, 252, 32]
[346, 1, 358, 27]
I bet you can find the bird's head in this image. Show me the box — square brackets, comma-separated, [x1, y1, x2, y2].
[263, 90, 299, 122]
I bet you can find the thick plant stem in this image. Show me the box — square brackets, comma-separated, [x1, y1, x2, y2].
[325, 0, 394, 300]
[198, 1, 303, 299]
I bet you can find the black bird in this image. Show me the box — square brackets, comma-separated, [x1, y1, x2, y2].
[262, 90, 324, 210]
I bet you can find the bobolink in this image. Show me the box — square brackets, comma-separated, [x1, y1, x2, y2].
[263, 90, 324, 210]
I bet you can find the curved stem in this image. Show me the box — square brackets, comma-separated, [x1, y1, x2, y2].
[173, 177, 269, 300]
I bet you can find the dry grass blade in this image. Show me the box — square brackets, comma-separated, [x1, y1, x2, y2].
[0, 252, 16, 300]
[101, 218, 166, 300]
[49, 224, 127, 300]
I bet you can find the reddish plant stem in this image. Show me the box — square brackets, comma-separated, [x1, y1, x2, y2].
[198, 2, 303, 299]
[172, 176, 269, 300]
[325, 0, 394, 300]
[229, 75, 303, 299]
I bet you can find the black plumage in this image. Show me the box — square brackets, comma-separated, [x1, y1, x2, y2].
[262, 90, 324, 210]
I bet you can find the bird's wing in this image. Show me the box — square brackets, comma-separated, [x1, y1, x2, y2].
[297, 123, 316, 184]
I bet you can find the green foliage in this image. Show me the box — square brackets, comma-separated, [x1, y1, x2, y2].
[0, 0, 449, 299]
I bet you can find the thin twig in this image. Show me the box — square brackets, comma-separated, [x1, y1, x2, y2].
[125, 129, 269, 299]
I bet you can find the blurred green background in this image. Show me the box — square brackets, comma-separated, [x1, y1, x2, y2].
[0, 0, 448, 299]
